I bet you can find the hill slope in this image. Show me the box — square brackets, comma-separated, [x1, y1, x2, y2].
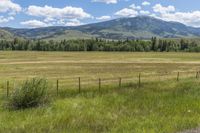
[2, 16, 200, 40]
[0, 29, 15, 40]
[74, 16, 200, 39]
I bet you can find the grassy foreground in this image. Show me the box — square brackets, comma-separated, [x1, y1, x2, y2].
[0, 78, 200, 133]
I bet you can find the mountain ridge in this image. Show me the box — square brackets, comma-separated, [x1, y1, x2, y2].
[1, 16, 200, 40]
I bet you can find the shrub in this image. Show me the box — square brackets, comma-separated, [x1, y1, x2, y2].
[9, 78, 49, 109]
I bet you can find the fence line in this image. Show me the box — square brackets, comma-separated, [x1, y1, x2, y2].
[0, 70, 200, 97]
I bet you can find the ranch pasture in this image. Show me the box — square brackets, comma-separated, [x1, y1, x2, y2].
[0, 52, 199, 85]
[0, 51, 200, 133]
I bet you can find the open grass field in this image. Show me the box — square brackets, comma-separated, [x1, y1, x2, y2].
[0, 51, 200, 80]
[0, 51, 200, 133]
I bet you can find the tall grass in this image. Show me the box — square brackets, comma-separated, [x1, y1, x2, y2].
[8, 78, 49, 109]
[0, 79, 199, 133]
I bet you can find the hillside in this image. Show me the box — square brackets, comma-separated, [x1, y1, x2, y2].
[43, 30, 96, 41]
[75, 16, 200, 39]
[0, 29, 15, 40]
[2, 16, 200, 40]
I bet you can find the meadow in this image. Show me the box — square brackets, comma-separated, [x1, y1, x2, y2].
[0, 51, 200, 133]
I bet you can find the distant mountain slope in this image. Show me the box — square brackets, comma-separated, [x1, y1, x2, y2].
[43, 30, 97, 41]
[74, 16, 200, 39]
[0, 29, 15, 40]
[2, 16, 200, 40]
[2, 27, 70, 39]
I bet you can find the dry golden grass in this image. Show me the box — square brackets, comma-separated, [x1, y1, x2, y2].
[0, 52, 200, 80]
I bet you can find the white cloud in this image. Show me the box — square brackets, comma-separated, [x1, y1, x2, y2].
[140, 10, 150, 15]
[0, 0, 21, 23]
[65, 19, 83, 26]
[115, 8, 138, 17]
[44, 17, 55, 23]
[142, 1, 150, 6]
[96, 15, 111, 20]
[24, 5, 92, 28]
[26, 5, 92, 19]
[21, 18, 84, 28]
[152, 4, 200, 27]
[159, 11, 200, 27]
[20, 20, 50, 28]
[92, 0, 118, 4]
[153, 4, 175, 14]
[0, 0, 21, 14]
[129, 4, 141, 10]
[115, 4, 141, 17]
[0, 16, 14, 23]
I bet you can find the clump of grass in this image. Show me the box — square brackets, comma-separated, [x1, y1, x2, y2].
[8, 78, 49, 109]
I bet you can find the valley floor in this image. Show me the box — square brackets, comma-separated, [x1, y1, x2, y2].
[0, 52, 200, 132]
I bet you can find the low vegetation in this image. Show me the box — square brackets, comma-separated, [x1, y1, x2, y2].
[0, 78, 200, 132]
[8, 78, 49, 109]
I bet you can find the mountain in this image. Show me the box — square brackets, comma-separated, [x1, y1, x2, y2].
[0, 29, 15, 40]
[2, 16, 200, 40]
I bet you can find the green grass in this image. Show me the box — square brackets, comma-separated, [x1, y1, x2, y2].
[1, 51, 200, 132]
[0, 79, 200, 133]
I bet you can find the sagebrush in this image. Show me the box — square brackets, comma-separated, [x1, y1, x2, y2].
[8, 78, 49, 109]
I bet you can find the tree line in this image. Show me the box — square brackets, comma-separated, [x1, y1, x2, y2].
[0, 37, 200, 52]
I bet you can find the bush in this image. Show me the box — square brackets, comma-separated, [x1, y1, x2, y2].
[9, 78, 49, 109]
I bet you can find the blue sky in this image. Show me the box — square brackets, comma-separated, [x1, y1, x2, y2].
[1, 0, 200, 28]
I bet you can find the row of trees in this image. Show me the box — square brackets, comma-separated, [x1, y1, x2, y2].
[0, 37, 200, 52]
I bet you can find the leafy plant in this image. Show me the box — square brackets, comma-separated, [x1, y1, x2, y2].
[8, 78, 49, 109]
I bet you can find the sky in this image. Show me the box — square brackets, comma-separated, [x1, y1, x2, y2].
[0, 0, 200, 28]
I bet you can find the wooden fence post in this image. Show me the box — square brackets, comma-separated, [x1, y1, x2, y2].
[56, 79, 59, 96]
[99, 78, 101, 92]
[198, 72, 200, 79]
[138, 73, 141, 88]
[196, 72, 198, 79]
[78, 77, 81, 93]
[119, 77, 122, 88]
[177, 72, 179, 81]
[7, 81, 9, 97]
[196, 71, 199, 79]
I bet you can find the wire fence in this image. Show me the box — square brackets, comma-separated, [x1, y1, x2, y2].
[0, 70, 199, 98]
